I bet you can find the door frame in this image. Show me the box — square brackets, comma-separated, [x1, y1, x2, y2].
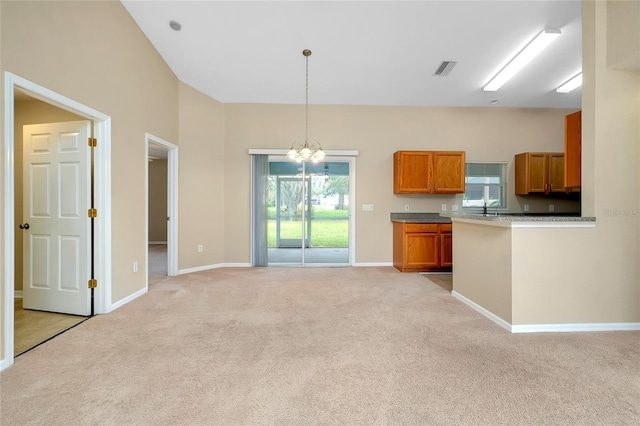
[2, 72, 112, 370]
[145, 133, 178, 281]
[275, 175, 312, 249]
[248, 149, 358, 266]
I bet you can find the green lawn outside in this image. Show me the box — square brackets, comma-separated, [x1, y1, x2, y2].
[267, 206, 349, 247]
[268, 219, 348, 247]
[267, 206, 349, 220]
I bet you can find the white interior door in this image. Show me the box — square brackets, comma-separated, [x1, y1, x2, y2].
[22, 121, 91, 315]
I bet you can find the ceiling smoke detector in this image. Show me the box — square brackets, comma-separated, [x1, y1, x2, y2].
[434, 61, 457, 77]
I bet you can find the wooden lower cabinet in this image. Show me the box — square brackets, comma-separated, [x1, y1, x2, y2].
[440, 224, 453, 267]
[393, 222, 452, 272]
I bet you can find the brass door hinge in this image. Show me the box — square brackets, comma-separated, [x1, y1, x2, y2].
[88, 138, 97, 147]
[88, 279, 98, 289]
[88, 208, 98, 218]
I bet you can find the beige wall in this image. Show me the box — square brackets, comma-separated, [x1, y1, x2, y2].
[223, 104, 579, 264]
[178, 82, 226, 270]
[452, 222, 513, 323]
[13, 99, 85, 292]
[583, 0, 640, 319]
[510, 226, 626, 325]
[606, 0, 640, 69]
[1, 1, 179, 307]
[148, 159, 168, 242]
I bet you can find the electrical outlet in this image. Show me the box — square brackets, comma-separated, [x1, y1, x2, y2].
[524, 204, 530, 212]
[133, 261, 138, 273]
[452, 204, 459, 212]
[404, 205, 410, 211]
[441, 204, 447, 212]
[549, 204, 555, 212]
[197, 245, 203, 253]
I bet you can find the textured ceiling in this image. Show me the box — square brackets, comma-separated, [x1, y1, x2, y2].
[122, 0, 583, 109]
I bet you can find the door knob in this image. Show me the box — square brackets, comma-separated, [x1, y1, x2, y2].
[19, 223, 30, 230]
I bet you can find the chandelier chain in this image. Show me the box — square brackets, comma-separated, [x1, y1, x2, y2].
[305, 53, 309, 143]
[287, 48, 325, 163]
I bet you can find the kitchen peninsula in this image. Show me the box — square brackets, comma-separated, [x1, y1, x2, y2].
[443, 213, 600, 333]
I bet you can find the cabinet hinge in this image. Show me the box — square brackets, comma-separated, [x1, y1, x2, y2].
[88, 208, 98, 218]
[88, 279, 98, 289]
[88, 138, 97, 147]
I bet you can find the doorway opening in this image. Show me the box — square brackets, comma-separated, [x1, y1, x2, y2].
[2, 72, 112, 371]
[146, 134, 178, 287]
[266, 157, 352, 266]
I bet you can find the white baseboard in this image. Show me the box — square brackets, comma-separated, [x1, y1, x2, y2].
[178, 262, 393, 275]
[354, 262, 393, 267]
[14, 291, 23, 299]
[111, 287, 147, 311]
[452, 290, 640, 333]
[0, 357, 13, 371]
[451, 290, 512, 332]
[178, 263, 252, 275]
[511, 322, 640, 333]
[148, 241, 167, 245]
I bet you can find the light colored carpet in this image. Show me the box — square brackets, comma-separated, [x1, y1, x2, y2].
[148, 243, 168, 279]
[1, 267, 639, 425]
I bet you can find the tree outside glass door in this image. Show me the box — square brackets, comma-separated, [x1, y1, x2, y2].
[268, 160, 350, 265]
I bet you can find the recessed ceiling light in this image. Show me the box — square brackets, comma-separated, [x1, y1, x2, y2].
[169, 20, 182, 31]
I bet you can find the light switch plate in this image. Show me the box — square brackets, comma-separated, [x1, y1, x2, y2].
[452, 204, 459, 212]
[362, 204, 374, 211]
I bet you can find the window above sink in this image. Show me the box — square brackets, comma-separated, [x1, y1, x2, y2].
[463, 162, 508, 210]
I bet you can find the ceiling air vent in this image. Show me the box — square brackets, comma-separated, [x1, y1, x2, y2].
[434, 61, 457, 76]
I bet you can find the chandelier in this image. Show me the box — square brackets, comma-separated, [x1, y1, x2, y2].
[287, 49, 326, 163]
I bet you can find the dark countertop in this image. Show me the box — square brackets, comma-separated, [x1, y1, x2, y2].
[390, 213, 452, 223]
[440, 212, 595, 223]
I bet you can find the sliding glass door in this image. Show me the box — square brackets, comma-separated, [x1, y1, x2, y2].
[257, 157, 351, 266]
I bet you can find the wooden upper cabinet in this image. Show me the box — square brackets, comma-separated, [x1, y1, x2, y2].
[565, 111, 582, 188]
[394, 151, 433, 193]
[548, 153, 566, 193]
[433, 152, 466, 193]
[525, 153, 548, 193]
[394, 151, 465, 194]
[515, 152, 565, 195]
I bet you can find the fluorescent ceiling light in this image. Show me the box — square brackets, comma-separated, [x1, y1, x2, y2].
[484, 28, 561, 92]
[556, 73, 582, 93]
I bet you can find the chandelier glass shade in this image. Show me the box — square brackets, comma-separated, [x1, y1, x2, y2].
[287, 49, 325, 163]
